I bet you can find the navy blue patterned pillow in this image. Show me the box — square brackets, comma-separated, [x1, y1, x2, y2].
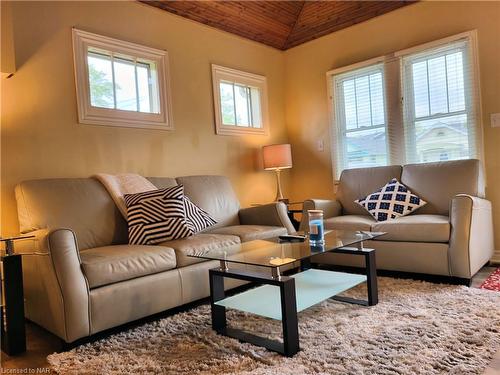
[354, 179, 427, 222]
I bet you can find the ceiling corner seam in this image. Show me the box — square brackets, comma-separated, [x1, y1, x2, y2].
[282, 1, 306, 50]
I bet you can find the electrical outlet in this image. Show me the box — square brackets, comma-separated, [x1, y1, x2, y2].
[491, 113, 500, 128]
[317, 139, 324, 152]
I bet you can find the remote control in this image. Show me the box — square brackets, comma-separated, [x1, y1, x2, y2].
[279, 234, 306, 242]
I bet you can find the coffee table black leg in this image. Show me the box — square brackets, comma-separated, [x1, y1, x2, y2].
[209, 271, 226, 332]
[280, 278, 299, 356]
[331, 248, 378, 307]
[300, 257, 311, 271]
[208, 268, 300, 356]
[366, 250, 378, 306]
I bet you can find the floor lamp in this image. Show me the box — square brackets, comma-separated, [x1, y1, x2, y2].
[262, 143, 292, 202]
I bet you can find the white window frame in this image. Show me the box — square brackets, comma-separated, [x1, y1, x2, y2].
[326, 56, 389, 179]
[211, 64, 269, 136]
[396, 30, 484, 164]
[72, 28, 173, 131]
[326, 30, 483, 182]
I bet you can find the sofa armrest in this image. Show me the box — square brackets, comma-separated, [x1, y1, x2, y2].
[299, 199, 342, 232]
[449, 194, 494, 279]
[19, 228, 90, 342]
[239, 202, 295, 234]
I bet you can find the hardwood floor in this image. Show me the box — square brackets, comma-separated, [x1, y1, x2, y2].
[1, 265, 499, 373]
[472, 265, 498, 288]
[1, 323, 59, 373]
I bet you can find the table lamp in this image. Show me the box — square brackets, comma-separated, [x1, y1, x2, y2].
[262, 143, 292, 202]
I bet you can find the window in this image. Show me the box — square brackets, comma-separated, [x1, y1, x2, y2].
[212, 64, 268, 135]
[401, 39, 477, 164]
[331, 62, 388, 171]
[327, 31, 482, 179]
[72, 29, 173, 130]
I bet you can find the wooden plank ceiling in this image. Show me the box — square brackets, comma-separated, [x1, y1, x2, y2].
[141, 1, 415, 50]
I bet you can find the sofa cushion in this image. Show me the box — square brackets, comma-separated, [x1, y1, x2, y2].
[337, 166, 403, 215]
[176, 176, 240, 229]
[146, 177, 178, 190]
[15, 178, 127, 251]
[160, 233, 241, 267]
[80, 245, 177, 289]
[371, 215, 450, 243]
[208, 225, 287, 242]
[324, 215, 376, 231]
[401, 159, 485, 215]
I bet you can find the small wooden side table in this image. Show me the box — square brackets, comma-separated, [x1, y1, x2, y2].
[1, 235, 34, 356]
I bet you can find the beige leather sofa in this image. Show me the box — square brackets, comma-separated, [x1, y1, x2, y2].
[15, 175, 295, 343]
[301, 159, 494, 281]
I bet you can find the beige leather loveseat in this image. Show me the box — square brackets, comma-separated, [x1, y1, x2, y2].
[301, 159, 494, 282]
[15, 175, 295, 343]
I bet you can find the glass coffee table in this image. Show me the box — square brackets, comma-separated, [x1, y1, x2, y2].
[188, 230, 385, 357]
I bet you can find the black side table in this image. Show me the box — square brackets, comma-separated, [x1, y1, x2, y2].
[281, 200, 303, 231]
[1, 235, 33, 356]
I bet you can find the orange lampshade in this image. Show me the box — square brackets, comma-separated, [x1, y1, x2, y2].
[262, 144, 293, 170]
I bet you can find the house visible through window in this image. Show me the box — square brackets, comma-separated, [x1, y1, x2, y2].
[73, 29, 173, 130]
[328, 31, 481, 179]
[212, 64, 268, 135]
[332, 63, 387, 171]
[402, 39, 476, 164]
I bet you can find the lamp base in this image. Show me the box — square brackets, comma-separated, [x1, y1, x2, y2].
[274, 169, 285, 202]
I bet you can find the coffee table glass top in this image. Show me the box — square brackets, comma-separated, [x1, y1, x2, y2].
[188, 230, 384, 268]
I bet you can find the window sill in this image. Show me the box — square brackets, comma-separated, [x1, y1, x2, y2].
[216, 125, 268, 136]
[79, 117, 174, 131]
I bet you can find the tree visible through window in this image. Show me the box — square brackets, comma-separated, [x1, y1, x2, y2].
[87, 49, 157, 113]
[212, 64, 268, 135]
[88, 63, 115, 108]
[73, 28, 172, 130]
[219, 82, 261, 127]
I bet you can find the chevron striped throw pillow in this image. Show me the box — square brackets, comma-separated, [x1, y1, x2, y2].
[184, 196, 217, 233]
[124, 185, 194, 245]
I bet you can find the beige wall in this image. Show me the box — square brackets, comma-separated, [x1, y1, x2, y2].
[1, 1, 15, 76]
[2, 1, 499, 254]
[0, 1, 289, 235]
[284, 1, 500, 250]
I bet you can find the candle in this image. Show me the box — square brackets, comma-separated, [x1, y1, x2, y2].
[308, 210, 325, 246]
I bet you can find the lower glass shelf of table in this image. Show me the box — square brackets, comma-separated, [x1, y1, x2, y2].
[215, 269, 367, 320]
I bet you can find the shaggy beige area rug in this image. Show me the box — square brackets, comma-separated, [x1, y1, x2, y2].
[48, 277, 500, 374]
